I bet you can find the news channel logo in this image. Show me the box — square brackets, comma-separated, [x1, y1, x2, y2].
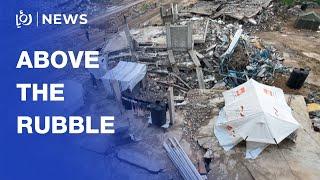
[15, 10, 88, 28]
[16, 10, 32, 28]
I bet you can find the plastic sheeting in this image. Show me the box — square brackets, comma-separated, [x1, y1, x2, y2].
[102, 61, 147, 92]
[214, 79, 300, 159]
[214, 110, 242, 151]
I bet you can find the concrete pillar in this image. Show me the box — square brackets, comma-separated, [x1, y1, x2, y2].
[187, 22, 193, 50]
[173, 4, 178, 22]
[168, 87, 175, 125]
[124, 16, 134, 51]
[166, 24, 172, 49]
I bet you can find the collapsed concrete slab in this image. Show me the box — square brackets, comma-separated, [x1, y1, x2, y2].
[295, 11, 320, 30]
[214, 0, 272, 21]
[190, 1, 221, 16]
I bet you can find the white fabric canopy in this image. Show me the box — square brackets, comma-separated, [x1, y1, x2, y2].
[102, 61, 147, 92]
[214, 79, 300, 159]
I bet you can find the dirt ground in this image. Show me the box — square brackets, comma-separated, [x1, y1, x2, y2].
[255, 11, 320, 93]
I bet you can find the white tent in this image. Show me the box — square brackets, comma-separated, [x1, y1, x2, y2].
[102, 61, 147, 95]
[214, 79, 300, 159]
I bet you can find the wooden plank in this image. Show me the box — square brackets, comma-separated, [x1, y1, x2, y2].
[202, 59, 213, 70]
[195, 51, 204, 59]
[203, 19, 210, 43]
[189, 50, 201, 67]
[168, 50, 180, 74]
[195, 50, 213, 70]
[168, 87, 175, 125]
[168, 50, 175, 64]
[196, 67, 205, 89]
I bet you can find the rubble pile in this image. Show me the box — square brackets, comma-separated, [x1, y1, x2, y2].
[105, 16, 288, 90]
[177, 89, 224, 149]
[306, 91, 320, 132]
[193, 19, 287, 87]
[186, 0, 304, 32]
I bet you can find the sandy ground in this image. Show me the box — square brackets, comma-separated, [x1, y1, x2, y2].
[256, 16, 320, 89]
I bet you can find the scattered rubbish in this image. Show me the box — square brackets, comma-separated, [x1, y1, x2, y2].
[164, 137, 202, 180]
[214, 79, 300, 159]
[212, 22, 285, 86]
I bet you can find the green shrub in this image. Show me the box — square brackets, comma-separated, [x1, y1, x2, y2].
[282, 0, 295, 5]
[281, 0, 320, 5]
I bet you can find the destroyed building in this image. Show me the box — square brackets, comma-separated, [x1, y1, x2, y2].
[45, 0, 320, 179]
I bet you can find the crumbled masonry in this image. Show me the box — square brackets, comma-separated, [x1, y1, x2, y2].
[52, 0, 320, 179]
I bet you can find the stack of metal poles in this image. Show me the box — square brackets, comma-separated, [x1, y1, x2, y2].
[163, 137, 202, 180]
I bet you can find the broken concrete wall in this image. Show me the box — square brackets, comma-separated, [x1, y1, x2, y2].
[160, 3, 178, 25]
[166, 23, 193, 51]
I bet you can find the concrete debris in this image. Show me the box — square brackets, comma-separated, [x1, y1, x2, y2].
[205, 20, 287, 86]
[160, 3, 178, 24]
[105, 14, 287, 88]
[295, 11, 320, 30]
[166, 23, 193, 51]
[213, 0, 272, 21]
[190, 1, 221, 16]
[50, 0, 320, 179]
[312, 118, 320, 132]
[306, 90, 320, 132]
[197, 156, 207, 175]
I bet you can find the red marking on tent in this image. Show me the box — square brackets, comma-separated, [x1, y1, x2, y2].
[236, 87, 245, 96]
[226, 125, 233, 131]
[263, 89, 273, 96]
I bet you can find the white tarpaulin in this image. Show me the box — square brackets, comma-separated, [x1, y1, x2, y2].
[102, 61, 147, 92]
[214, 79, 300, 159]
